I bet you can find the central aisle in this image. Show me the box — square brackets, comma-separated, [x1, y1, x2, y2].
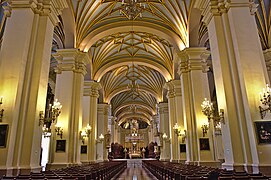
[113, 159, 158, 180]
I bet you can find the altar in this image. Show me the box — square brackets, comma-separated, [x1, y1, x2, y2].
[129, 151, 142, 159]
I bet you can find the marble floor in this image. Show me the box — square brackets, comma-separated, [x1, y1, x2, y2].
[113, 167, 158, 180]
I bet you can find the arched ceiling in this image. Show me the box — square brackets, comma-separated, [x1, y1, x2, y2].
[91, 31, 174, 81]
[68, 0, 193, 51]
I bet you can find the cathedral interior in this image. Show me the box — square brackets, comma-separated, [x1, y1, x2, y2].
[1, 0, 271, 179]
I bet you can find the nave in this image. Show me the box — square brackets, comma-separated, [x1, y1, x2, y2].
[2, 160, 271, 180]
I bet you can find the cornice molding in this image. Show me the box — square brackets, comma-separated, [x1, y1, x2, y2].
[9, 0, 68, 25]
[176, 47, 210, 75]
[54, 49, 89, 75]
[194, 0, 257, 25]
[84, 81, 102, 98]
[164, 80, 182, 98]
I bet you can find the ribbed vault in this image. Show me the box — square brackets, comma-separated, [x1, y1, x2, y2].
[68, 0, 193, 50]
[91, 31, 174, 81]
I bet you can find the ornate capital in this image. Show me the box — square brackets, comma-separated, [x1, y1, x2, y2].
[98, 103, 110, 115]
[84, 81, 102, 98]
[164, 80, 181, 99]
[9, 0, 68, 25]
[54, 49, 89, 75]
[157, 103, 169, 115]
[176, 47, 210, 75]
[195, 0, 258, 25]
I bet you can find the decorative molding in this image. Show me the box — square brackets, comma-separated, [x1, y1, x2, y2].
[157, 103, 169, 114]
[195, 0, 258, 25]
[9, 0, 68, 25]
[164, 80, 182, 98]
[84, 81, 102, 98]
[177, 47, 210, 75]
[54, 49, 89, 75]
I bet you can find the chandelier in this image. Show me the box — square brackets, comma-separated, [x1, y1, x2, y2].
[119, 0, 146, 20]
[201, 98, 224, 131]
[259, 84, 271, 119]
[39, 99, 62, 137]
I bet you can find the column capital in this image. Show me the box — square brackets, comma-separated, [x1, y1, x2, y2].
[98, 103, 110, 115]
[157, 103, 169, 114]
[264, 48, 271, 71]
[164, 80, 181, 98]
[194, 0, 257, 25]
[9, 0, 68, 25]
[54, 49, 89, 75]
[176, 47, 210, 75]
[84, 81, 102, 98]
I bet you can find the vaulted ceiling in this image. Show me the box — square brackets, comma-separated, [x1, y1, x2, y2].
[60, 0, 194, 126]
[53, 0, 271, 127]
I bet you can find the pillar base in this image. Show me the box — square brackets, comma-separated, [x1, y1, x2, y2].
[222, 163, 260, 174]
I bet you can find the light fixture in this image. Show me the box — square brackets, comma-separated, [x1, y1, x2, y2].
[162, 133, 168, 140]
[201, 123, 209, 137]
[0, 96, 4, 122]
[201, 98, 224, 129]
[39, 99, 62, 137]
[173, 123, 187, 143]
[80, 124, 92, 144]
[55, 123, 63, 139]
[96, 133, 104, 143]
[259, 84, 271, 119]
[119, 0, 146, 20]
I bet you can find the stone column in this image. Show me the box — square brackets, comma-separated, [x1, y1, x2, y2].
[84, 81, 101, 162]
[97, 103, 110, 161]
[177, 47, 217, 166]
[158, 103, 170, 161]
[0, 0, 67, 175]
[47, 49, 88, 169]
[164, 80, 182, 162]
[195, 0, 269, 173]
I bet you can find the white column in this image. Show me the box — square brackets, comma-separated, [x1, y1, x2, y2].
[0, 0, 67, 175]
[97, 103, 109, 161]
[84, 81, 101, 162]
[47, 49, 88, 169]
[195, 0, 268, 172]
[164, 80, 182, 162]
[158, 103, 170, 161]
[178, 47, 217, 165]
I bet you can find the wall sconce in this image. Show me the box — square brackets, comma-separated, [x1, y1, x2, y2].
[55, 123, 63, 139]
[80, 124, 92, 144]
[39, 99, 62, 137]
[201, 123, 209, 137]
[259, 84, 271, 119]
[0, 96, 4, 122]
[173, 123, 187, 143]
[201, 98, 225, 127]
[96, 133, 104, 143]
[162, 133, 170, 143]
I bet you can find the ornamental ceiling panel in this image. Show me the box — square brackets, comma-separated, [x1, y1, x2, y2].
[91, 31, 174, 81]
[100, 64, 166, 103]
[69, 0, 193, 49]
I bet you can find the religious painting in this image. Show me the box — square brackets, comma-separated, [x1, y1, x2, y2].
[180, 144, 186, 153]
[0, 124, 8, 148]
[255, 121, 271, 144]
[81, 145, 87, 154]
[199, 138, 210, 151]
[56, 140, 66, 152]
